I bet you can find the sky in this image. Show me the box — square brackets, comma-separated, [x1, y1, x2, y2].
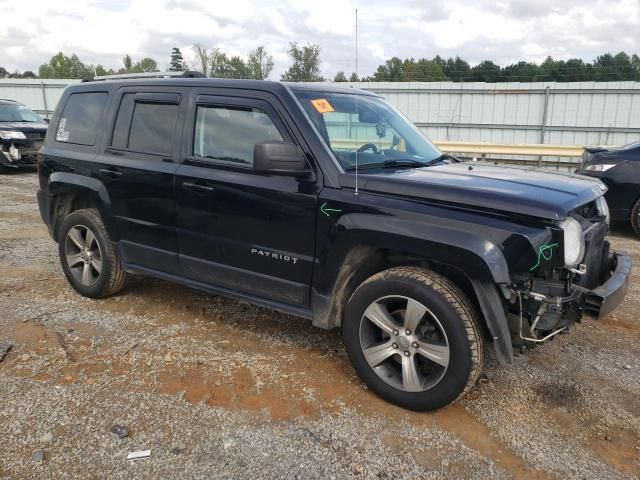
[1, 0, 639, 78]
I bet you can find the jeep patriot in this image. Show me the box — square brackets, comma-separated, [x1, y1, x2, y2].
[37, 72, 631, 410]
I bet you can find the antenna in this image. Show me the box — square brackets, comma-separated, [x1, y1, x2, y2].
[355, 8, 358, 79]
[354, 7, 359, 197]
[354, 93, 359, 196]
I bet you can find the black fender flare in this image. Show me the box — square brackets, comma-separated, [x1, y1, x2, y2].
[47, 172, 118, 241]
[311, 213, 515, 364]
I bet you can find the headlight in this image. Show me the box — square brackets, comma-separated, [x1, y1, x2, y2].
[0, 130, 26, 140]
[558, 217, 585, 268]
[584, 163, 618, 172]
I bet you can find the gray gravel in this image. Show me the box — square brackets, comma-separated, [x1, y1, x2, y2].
[1, 172, 639, 479]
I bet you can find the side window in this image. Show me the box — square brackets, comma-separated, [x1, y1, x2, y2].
[193, 105, 283, 166]
[111, 94, 179, 155]
[56, 92, 108, 145]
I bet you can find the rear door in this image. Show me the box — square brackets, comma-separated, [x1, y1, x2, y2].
[175, 90, 320, 307]
[93, 86, 187, 274]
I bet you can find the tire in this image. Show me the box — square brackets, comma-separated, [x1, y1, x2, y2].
[58, 208, 127, 298]
[342, 266, 484, 411]
[631, 197, 640, 237]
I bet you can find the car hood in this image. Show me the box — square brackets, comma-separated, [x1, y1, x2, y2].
[341, 162, 607, 220]
[0, 121, 48, 133]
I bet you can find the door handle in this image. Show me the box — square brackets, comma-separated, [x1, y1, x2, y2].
[183, 181, 215, 192]
[99, 168, 123, 178]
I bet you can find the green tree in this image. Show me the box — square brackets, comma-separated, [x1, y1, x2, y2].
[349, 72, 359, 82]
[280, 43, 323, 82]
[210, 54, 250, 78]
[169, 47, 186, 71]
[135, 57, 159, 73]
[0, 67, 9, 78]
[470, 60, 502, 82]
[502, 61, 539, 81]
[247, 46, 274, 80]
[21, 70, 37, 79]
[333, 71, 347, 82]
[442, 56, 471, 81]
[38, 52, 93, 78]
[123, 54, 133, 72]
[632, 54, 640, 80]
[95, 65, 113, 76]
[372, 57, 404, 81]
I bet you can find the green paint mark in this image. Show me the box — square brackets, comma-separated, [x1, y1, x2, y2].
[320, 202, 342, 217]
[529, 242, 559, 271]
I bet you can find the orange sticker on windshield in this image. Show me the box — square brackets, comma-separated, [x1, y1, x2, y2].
[310, 98, 335, 114]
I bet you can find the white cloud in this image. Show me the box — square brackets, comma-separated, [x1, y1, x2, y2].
[0, 0, 638, 78]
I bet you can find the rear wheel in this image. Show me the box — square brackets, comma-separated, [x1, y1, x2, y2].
[342, 266, 483, 411]
[58, 209, 127, 298]
[630, 197, 640, 237]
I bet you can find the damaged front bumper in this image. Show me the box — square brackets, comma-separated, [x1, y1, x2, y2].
[511, 249, 631, 350]
[1, 139, 40, 167]
[583, 252, 632, 319]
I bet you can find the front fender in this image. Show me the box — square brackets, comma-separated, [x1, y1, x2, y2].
[311, 212, 526, 365]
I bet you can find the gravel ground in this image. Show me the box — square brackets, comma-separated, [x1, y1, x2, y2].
[1, 172, 639, 479]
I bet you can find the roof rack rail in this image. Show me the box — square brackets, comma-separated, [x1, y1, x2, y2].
[83, 71, 205, 82]
[0, 98, 21, 103]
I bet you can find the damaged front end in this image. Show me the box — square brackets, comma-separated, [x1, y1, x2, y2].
[0, 131, 43, 168]
[505, 197, 631, 353]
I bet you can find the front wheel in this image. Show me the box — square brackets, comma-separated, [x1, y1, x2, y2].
[342, 267, 484, 411]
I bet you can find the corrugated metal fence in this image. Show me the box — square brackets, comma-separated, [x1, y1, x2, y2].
[342, 81, 640, 148]
[2, 79, 639, 148]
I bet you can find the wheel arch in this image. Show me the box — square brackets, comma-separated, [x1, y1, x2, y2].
[310, 228, 514, 365]
[47, 172, 117, 242]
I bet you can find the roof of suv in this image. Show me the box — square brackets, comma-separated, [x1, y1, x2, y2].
[71, 77, 378, 97]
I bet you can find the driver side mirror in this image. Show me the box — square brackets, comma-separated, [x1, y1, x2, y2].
[253, 141, 311, 177]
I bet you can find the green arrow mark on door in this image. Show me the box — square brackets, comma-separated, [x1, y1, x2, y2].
[320, 202, 342, 217]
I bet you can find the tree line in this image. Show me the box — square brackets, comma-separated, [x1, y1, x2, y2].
[2, 45, 640, 83]
[367, 52, 640, 82]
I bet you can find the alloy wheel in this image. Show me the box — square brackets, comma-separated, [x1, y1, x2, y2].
[359, 295, 450, 393]
[64, 225, 103, 286]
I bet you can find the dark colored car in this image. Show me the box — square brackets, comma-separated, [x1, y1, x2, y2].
[36, 74, 631, 411]
[577, 141, 640, 234]
[0, 99, 48, 170]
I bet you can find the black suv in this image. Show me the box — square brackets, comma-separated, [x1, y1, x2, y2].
[0, 99, 48, 170]
[37, 74, 631, 411]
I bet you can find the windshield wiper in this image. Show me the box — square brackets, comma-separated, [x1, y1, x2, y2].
[426, 153, 460, 165]
[345, 159, 428, 171]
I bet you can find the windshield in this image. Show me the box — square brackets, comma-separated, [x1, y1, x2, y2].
[293, 90, 441, 171]
[0, 103, 42, 123]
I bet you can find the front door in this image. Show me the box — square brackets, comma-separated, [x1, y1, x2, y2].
[176, 92, 319, 307]
[93, 88, 187, 273]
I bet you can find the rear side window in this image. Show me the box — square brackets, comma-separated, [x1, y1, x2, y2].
[193, 105, 283, 166]
[56, 92, 108, 145]
[111, 94, 179, 155]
